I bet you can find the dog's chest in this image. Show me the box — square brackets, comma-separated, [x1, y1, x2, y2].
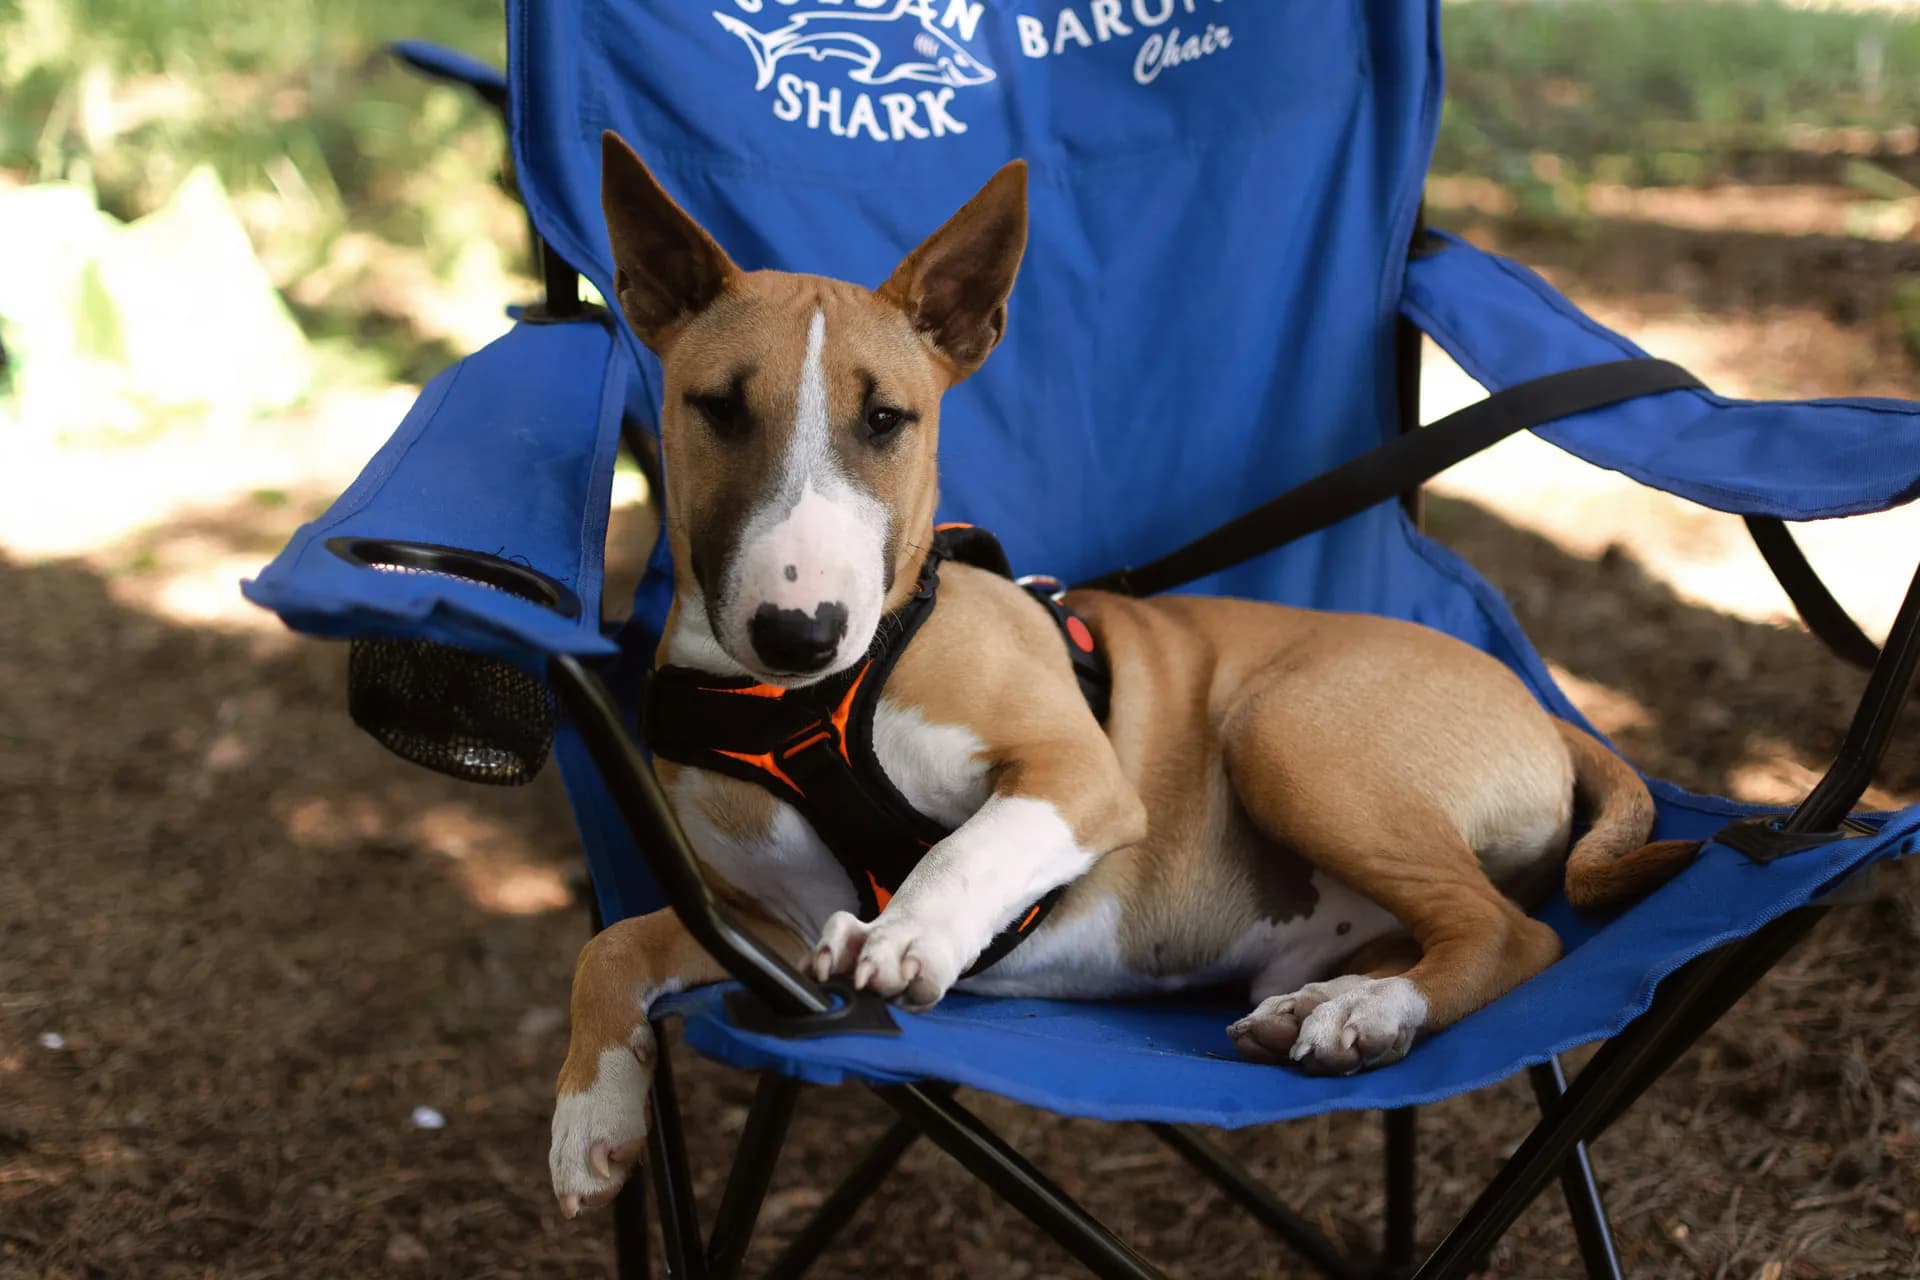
[667, 699, 991, 940]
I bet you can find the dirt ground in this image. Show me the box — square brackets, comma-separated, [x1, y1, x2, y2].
[5, 224, 1920, 1279]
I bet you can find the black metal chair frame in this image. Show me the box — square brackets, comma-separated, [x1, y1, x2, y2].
[391, 55, 1920, 1279]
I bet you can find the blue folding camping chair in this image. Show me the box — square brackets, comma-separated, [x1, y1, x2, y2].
[252, 5, 1920, 1277]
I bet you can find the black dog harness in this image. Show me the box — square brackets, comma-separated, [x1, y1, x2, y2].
[645, 525, 1110, 976]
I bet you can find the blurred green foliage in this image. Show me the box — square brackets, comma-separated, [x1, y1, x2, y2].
[0, 0, 517, 394]
[1, 0, 505, 207]
[1438, 0, 1920, 193]
[0, 170, 314, 439]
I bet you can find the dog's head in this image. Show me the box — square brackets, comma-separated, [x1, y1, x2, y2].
[601, 131, 1027, 683]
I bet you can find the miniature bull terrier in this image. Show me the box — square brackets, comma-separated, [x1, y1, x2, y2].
[550, 131, 1697, 1215]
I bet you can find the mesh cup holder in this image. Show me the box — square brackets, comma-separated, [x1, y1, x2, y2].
[330, 539, 580, 786]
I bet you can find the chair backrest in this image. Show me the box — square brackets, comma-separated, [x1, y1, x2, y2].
[509, 0, 1440, 616]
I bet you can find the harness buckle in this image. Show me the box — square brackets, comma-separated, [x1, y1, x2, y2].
[1016, 573, 1068, 604]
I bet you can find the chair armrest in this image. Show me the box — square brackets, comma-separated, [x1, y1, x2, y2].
[243, 318, 626, 663]
[1400, 230, 1920, 520]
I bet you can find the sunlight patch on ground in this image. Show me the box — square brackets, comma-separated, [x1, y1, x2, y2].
[280, 794, 391, 850]
[407, 804, 574, 916]
[113, 551, 290, 635]
[1, 386, 412, 560]
[1429, 179, 1918, 242]
[1726, 740, 1833, 808]
[1423, 338, 1920, 644]
[2, 385, 418, 634]
[1545, 663, 1656, 738]
[1728, 733, 1909, 811]
[277, 795, 573, 916]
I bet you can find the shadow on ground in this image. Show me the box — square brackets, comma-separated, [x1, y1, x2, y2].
[1431, 209, 1920, 401]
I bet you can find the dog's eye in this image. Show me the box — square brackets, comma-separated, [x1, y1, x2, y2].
[864, 406, 914, 441]
[686, 390, 749, 439]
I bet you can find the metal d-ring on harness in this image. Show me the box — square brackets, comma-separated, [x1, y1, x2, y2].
[642, 524, 1110, 976]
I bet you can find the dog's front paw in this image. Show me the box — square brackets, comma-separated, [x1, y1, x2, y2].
[811, 909, 962, 1011]
[810, 910, 873, 984]
[1230, 975, 1426, 1075]
[550, 1037, 654, 1218]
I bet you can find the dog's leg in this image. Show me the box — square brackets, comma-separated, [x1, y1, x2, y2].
[1221, 719, 1562, 1076]
[1232, 832, 1556, 1075]
[1244, 845, 1557, 1075]
[550, 906, 805, 1216]
[812, 745, 1147, 1010]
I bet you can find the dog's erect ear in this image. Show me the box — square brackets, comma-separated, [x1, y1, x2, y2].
[600, 130, 739, 351]
[877, 160, 1028, 383]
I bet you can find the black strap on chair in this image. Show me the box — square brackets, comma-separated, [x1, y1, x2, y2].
[1074, 358, 1705, 597]
[1744, 515, 1881, 670]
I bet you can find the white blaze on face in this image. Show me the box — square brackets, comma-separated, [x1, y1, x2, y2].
[721, 308, 889, 679]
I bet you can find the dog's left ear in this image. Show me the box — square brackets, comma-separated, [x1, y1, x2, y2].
[878, 160, 1028, 383]
[601, 130, 740, 352]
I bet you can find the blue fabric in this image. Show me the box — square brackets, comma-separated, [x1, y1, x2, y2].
[662, 808, 1916, 1126]
[1403, 231, 1920, 519]
[511, 0, 1442, 613]
[244, 319, 626, 664]
[244, 2, 1920, 1126]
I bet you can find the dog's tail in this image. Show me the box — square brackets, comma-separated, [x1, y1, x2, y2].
[714, 12, 783, 91]
[1556, 719, 1700, 910]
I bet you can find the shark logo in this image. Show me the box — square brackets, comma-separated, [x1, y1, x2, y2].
[713, 1, 996, 143]
[714, 2, 996, 91]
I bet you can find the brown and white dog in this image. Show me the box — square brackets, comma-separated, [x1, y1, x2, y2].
[550, 132, 1696, 1215]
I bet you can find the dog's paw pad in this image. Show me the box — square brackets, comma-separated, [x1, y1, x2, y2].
[1233, 976, 1424, 1074]
[550, 1046, 651, 1216]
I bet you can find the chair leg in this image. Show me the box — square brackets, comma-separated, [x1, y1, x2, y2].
[705, 1075, 802, 1280]
[612, 1162, 653, 1280]
[1383, 1108, 1418, 1276]
[1528, 1060, 1621, 1280]
[587, 899, 657, 1279]
[648, 1032, 708, 1280]
[1410, 909, 1824, 1280]
[879, 1084, 1169, 1280]
[1147, 1123, 1365, 1280]
[1589, 900, 1820, 1139]
[764, 1117, 920, 1280]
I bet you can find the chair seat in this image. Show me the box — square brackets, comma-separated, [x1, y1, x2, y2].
[660, 795, 1917, 1127]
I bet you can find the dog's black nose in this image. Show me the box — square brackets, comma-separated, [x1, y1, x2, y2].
[749, 601, 848, 674]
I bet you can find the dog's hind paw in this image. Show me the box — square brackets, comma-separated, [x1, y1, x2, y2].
[550, 1043, 652, 1218]
[1229, 975, 1426, 1075]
